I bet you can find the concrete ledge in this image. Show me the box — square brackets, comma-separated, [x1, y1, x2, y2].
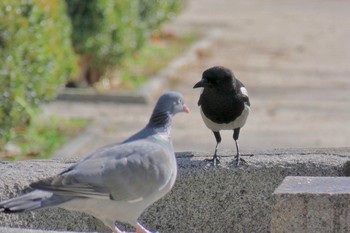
[0, 228, 90, 233]
[1, 148, 349, 232]
[271, 176, 350, 233]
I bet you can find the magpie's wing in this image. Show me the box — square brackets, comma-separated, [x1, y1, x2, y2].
[236, 79, 250, 106]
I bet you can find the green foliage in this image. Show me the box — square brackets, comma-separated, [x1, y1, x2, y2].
[0, 0, 78, 141]
[65, 0, 145, 72]
[65, 0, 185, 80]
[139, 0, 185, 32]
[2, 112, 87, 161]
[0, 0, 186, 144]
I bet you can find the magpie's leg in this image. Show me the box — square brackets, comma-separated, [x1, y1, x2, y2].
[213, 131, 221, 158]
[233, 128, 246, 166]
[205, 131, 221, 166]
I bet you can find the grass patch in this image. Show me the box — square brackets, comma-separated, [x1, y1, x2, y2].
[95, 33, 199, 91]
[0, 114, 87, 161]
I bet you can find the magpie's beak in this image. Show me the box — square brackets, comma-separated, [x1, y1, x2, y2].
[193, 79, 208, 88]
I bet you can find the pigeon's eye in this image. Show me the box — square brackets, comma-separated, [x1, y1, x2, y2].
[174, 100, 181, 105]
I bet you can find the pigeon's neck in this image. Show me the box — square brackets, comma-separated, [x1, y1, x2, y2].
[122, 111, 172, 144]
[148, 111, 173, 135]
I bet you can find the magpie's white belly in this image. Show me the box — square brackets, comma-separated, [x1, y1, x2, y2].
[200, 104, 250, 131]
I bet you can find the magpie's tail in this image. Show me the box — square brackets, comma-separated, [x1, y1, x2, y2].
[0, 190, 71, 213]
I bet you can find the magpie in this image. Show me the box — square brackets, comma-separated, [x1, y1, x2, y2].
[193, 66, 250, 166]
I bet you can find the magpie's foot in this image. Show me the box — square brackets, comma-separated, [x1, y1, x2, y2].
[235, 156, 247, 166]
[205, 155, 221, 166]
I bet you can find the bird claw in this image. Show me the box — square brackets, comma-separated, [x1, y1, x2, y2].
[205, 155, 221, 166]
[235, 155, 247, 166]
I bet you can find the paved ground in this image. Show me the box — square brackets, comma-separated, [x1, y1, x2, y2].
[44, 0, 350, 158]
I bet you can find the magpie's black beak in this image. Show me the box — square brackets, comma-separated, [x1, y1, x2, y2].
[193, 79, 208, 88]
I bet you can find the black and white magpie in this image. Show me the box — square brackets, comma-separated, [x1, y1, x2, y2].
[193, 66, 250, 166]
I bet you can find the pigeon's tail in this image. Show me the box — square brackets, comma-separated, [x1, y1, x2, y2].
[0, 190, 71, 213]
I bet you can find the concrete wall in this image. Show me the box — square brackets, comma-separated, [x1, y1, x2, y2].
[271, 176, 350, 233]
[0, 148, 349, 233]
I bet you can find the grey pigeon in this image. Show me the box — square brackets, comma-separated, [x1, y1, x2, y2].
[0, 91, 190, 233]
[193, 66, 250, 166]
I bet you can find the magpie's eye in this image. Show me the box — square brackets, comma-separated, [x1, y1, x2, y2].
[207, 78, 216, 85]
[208, 81, 216, 86]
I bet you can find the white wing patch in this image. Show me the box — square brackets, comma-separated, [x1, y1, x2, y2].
[240, 87, 249, 97]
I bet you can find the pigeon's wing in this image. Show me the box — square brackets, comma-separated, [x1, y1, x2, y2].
[31, 140, 175, 202]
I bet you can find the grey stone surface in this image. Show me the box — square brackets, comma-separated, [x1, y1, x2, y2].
[0, 228, 92, 233]
[271, 176, 350, 233]
[1, 148, 349, 233]
[274, 176, 350, 194]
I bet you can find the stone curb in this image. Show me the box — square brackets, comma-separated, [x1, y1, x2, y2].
[56, 30, 221, 105]
[271, 176, 350, 233]
[52, 119, 103, 159]
[0, 228, 95, 233]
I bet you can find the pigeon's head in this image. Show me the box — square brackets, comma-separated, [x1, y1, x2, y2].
[193, 66, 235, 90]
[154, 92, 190, 116]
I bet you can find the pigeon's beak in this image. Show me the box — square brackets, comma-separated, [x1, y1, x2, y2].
[183, 105, 190, 113]
[193, 79, 208, 88]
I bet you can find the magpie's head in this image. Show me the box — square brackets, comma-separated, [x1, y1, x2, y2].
[193, 66, 235, 90]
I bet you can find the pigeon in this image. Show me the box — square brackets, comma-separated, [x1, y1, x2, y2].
[193, 66, 250, 166]
[0, 91, 190, 233]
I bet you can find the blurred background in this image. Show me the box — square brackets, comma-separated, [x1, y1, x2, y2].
[168, 0, 350, 153]
[1, 0, 349, 160]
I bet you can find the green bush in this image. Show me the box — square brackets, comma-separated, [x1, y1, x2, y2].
[0, 0, 78, 141]
[0, 0, 185, 142]
[139, 0, 185, 32]
[65, 0, 145, 75]
[65, 0, 185, 84]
